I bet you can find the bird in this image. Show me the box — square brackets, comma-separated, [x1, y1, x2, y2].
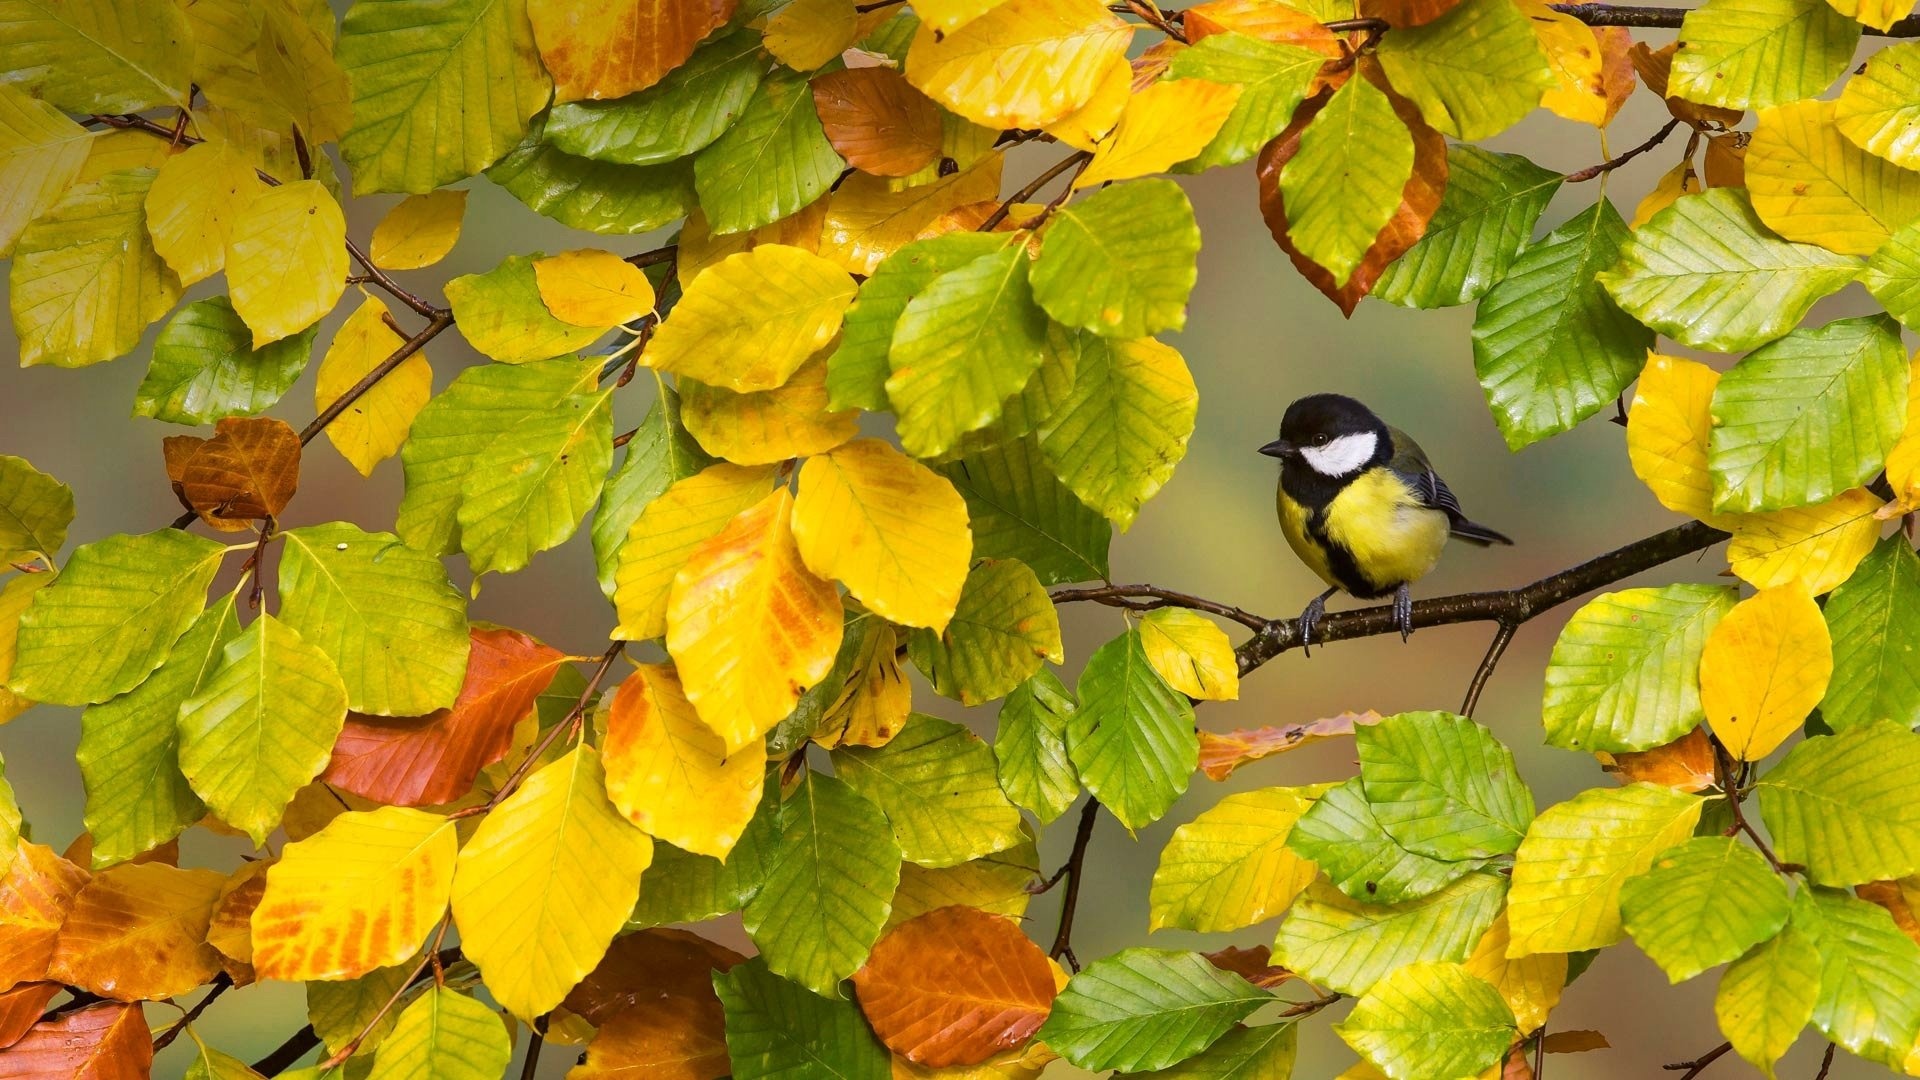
[1259, 393, 1512, 647]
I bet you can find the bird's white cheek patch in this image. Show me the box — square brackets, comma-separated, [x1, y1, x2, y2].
[1302, 432, 1377, 476]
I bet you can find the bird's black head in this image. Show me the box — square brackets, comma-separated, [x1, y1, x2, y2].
[1259, 394, 1391, 479]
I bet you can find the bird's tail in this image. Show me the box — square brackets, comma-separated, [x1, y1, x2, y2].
[1449, 519, 1514, 546]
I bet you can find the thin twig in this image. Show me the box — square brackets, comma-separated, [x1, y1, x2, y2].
[319, 939, 463, 1068]
[150, 973, 233, 1051]
[1277, 992, 1342, 1018]
[980, 151, 1092, 232]
[1051, 584, 1268, 631]
[1461, 621, 1518, 718]
[1566, 118, 1684, 182]
[253, 1025, 320, 1075]
[344, 235, 446, 320]
[1048, 798, 1101, 971]
[1665, 1041, 1732, 1078]
[625, 244, 678, 270]
[1713, 741, 1802, 874]
[1814, 1043, 1836, 1080]
[520, 1032, 545, 1080]
[301, 312, 454, 445]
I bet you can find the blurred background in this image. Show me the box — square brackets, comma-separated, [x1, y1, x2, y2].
[0, 39, 1889, 1078]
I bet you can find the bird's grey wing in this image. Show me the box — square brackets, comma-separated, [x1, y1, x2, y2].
[1384, 426, 1461, 516]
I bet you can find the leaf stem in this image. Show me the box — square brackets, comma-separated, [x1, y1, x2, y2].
[1565, 119, 1683, 183]
[981, 151, 1092, 232]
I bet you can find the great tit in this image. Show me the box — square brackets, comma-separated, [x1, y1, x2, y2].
[1259, 394, 1512, 645]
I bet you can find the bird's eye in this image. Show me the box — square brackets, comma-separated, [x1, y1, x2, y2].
[1311, 434, 1330, 446]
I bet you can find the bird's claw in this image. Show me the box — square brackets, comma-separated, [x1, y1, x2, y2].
[1394, 583, 1414, 642]
[1297, 588, 1336, 657]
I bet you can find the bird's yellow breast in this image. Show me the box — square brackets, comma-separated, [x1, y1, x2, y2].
[1276, 469, 1449, 595]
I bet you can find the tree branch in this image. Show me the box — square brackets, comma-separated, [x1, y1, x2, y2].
[151, 973, 233, 1051]
[1565, 118, 1684, 182]
[1048, 798, 1101, 972]
[981, 151, 1092, 232]
[253, 1026, 320, 1075]
[300, 311, 453, 446]
[1664, 1040, 1732, 1078]
[1460, 621, 1517, 718]
[1051, 584, 1268, 631]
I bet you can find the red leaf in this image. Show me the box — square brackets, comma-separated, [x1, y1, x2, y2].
[530, 0, 737, 103]
[1197, 710, 1382, 781]
[0, 1004, 151, 1080]
[852, 906, 1056, 1067]
[563, 929, 746, 1027]
[0, 986, 58, 1051]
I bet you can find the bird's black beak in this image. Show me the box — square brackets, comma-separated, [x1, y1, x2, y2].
[1258, 438, 1296, 459]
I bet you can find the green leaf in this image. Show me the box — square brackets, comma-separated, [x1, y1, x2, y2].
[693, 63, 845, 234]
[277, 523, 469, 717]
[1167, 33, 1325, 172]
[1030, 179, 1199, 339]
[1068, 628, 1197, 831]
[1792, 888, 1920, 1068]
[486, 125, 696, 235]
[1715, 922, 1821, 1079]
[1273, 872, 1507, 996]
[939, 436, 1110, 586]
[545, 29, 765, 165]
[367, 987, 511, 1080]
[455, 373, 614, 582]
[714, 958, 890, 1080]
[886, 244, 1048, 459]
[742, 771, 901, 996]
[908, 558, 1062, 706]
[10, 168, 182, 369]
[1836, 41, 1920, 170]
[177, 612, 349, 846]
[833, 713, 1024, 868]
[1542, 585, 1735, 753]
[337, 0, 551, 193]
[1597, 188, 1863, 353]
[309, 964, 415, 1058]
[184, 1033, 265, 1080]
[1471, 199, 1652, 450]
[1287, 776, 1488, 906]
[1708, 314, 1907, 512]
[887, 828, 1039, 930]
[1821, 535, 1920, 732]
[631, 775, 781, 929]
[1863, 219, 1920, 330]
[1620, 836, 1791, 983]
[134, 297, 315, 426]
[590, 387, 714, 598]
[76, 595, 238, 868]
[1669, 0, 1860, 110]
[1357, 711, 1533, 861]
[1278, 75, 1413, 288]
[1375, 145, 1563, 309]
[1334, 962, 1515, 1080]
[1035, 948, 1270, 1072]
[1137, 1020, 1296, 1080]
[1038, 336, 1197, 531]
[444, 254, 605, 364]
[828, 232, 1007, 413]
[0, 455, 71, 563]
[9, 529, 226, 706]
[1150, 785, 1322, 934]
[995, 668, 1080, 825]
[0, 0, 191, 114]
[1756, 720, 1920, 886]
[1375, 0, 1552, 139]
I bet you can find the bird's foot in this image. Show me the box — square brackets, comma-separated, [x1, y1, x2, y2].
[1393, 583, 1414, 642]
[1297, 587, 1338, 656]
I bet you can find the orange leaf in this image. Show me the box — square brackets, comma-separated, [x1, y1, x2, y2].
[572, 995, 729, 1080]
[852, 906, 1056, 1067]
[603, 664, 766, 859]
[324, 627, 570, 807]
[1359, 0, 1461, 26]
[1593, 27, 1636, 127]
[0, 985, 58, 1051]
[170, 417, 301, 531]
[1628, 42, 1742, 128]
[0, 1003, 151, 1079]
[812, 69, 944, 178]
[1596, 727, 1715, 793]
[1542, 1030, 1611, 1054]
[0, 843, 88, 993]
[563, 928, 745, 1026]
[205, 859, 268, 985]
[1203, 944, 1294, 989]
[1858, 880, 1920, 945]
[1184, 0, 1342, 55]
[47, 863, 226, 1001]
[1196, 710, 1383, 781]
[530, 0, 737, 103]
[1704, 132, 1746, 187]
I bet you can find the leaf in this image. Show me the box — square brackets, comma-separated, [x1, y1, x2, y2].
[367, 987, 512, 1080]
[1149, 786, 1320, 933]
[852, 907, 1054, 1067]
[486, 124, 696, 234]
[1756, 721, 1920, 886]
[251, 806, 456, 982]
[1138, 609, 1239, 702]
[177, 613, 348, 846]
[1334, 962, 1515, 1080]
[225, 179, 347, 348]
[835, 713, 1023, 867]
[742, 771, 901, 996]
[0, 840, 88, 991]
[1375, 146, 1562, 309]
[451, 745, 652, 1020]
[1166, 32, 1327, 172]
[9, 529, 225, 706]
[306, 961, 413, 1058]
[650, 245, 856, 393]
[1599, 727, 1719, 793]
[1746, 99, 1920, 256]
[1541, 585, 1735, 753]
[314, 296, 432, 477]
[527, 0, 733, 103]
[1505, 783, 1703, 956]
[940, 437, 1109, 586]
[909, 558, 1061, 707]
[444, 254, 606, 363]
[1067, 629, 1195, 831]
[693, 65, 845, 235]
[368, 190, 467, 271]
[714, 958, 890, 1080]
[1621, 836, 1791, 985]
[0, 1003, 151, 1079]
[1836, 42, 1920, 172]
[173, 416, 302, 530]
[1626, 354, 1724, 521]
[1034, 948, 1268, 1072]
[0, 458, 69, 565]
[603, 663, 765, 859]
[810, 68, 943, 180]
[1596, 188, 1863, 354]
[1715, 921, 1820, 1079]
[135, 297, 315, 427]
[667, 488, 845, 754]
[1532, 11, 1634, 126]
[1470, 199, 1652, 450]
[1461, 912, 1565, 1033]
[569, 995, 729, 1080]
[1727, 488, 1884, 594]
[533, 249, 656, 328]
[455, 368, 613, 582]
[904, 0, 1134, 129]
[1822, 536, 1920, 732]
[1792, 887, 1920, 1067]
[592, 388, 714, 598]
[0, 85, 89, 257]
[1137, 1022, 1295, 1080]
[205, 858, 267, 980]
[1274, 872, 1507, 995]
[1358, 711, 1533, 860]
[1699, 584, 1832, 761]
[888, 834, 1040, 932]
[0, 575, 44, 726]
[1038, 336, 1197, 531]
[0, 0, 189, 113]
[1030, 180, 1200, 339]
[828, 233, 1003, 412]
[9, 169, 181, 369]
[545, 28, 764, 167]
[1279, 76, 1413, 288]
[1377, 0, 1552, 138]
[144, 141, 266, 287]
[1074, 79, 1242, 189]
[563, 926, 744, 1025]
[681, 351, 859, 465]
[612, 463, 775, 642]
[1669, 0, 1860, 109]
[1288, 774, 1486, 904]
[46, 863, 225, 1000]
[994, 671, 1079, 825]
[337, 0, 550, 193]
[0, 983, 58, 1051]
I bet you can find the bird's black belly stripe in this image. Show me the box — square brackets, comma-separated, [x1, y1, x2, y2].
[1304, 505, 1394, 599]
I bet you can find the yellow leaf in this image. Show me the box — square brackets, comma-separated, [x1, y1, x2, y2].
[1043, 54, 1132, 151]
[0, 84, 92, 256]
[0, 574, 51, 725]
[250, 806, 457, 982]
[1507, 784, 1703, 956]
[1701, 584, 1833, 761]
[914, 0, 1015, 33]
[767, 0, 859, 69]
[1626, 353, 1723, 522]
[612, 463, 777, 642]
[47, 862, 225, 1001]
[1827, 0, 1916, 31]
[1138, 608, 1240, 700]
[791, 439, 973, 631]
[1463, 910, 1566, 1032]
[143, 140, 264, 288]
[667, 488, 846, 754]
[450, 745, 651, 1021]
[532, 249, 656, 328]
[1074, 78, 1243, 188]
[369, 190, 466, 271]
[76, 129, 173, 184]
[1727, 488, 1885, 595]
[678, 203, 830, 286]
[812, 619, 913, 749]
[1629, 161, 1701, 229]
[1524, 0, 1609, 126]
[226, 178, 347, 347]
[206, 857, 269, 977]
[647, 244, 857, 393]
[820, 161, 1006, 276]
[602, 663, 766, 859]
[681, 351, 858, 465]
[257, 0, 351, 144]
[905, 0, 1135, 129]
[315, 295, 432, 477]
[1147, 786, 1319, 932]
[1747, 98, 1920, 256]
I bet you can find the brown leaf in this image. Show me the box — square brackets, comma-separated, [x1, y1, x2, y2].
[1203, 945, 1293, 989]
[0, 986, 58, 1051]
[1257, 66, 1448, 316]
[1704, 131, 1747, 188]
[0, 1003, 151, 1079]
[852, 906, 1056, 1067]
[1858, 881, 1920, 946]
[1628, 42, 1743, 128]
[323, 627, 570, 807]
[205, 859, 271, 986]
[530, 0, 737, 103]
[1184, 0, 1343, 56]
[1596, 727, 1715, 793]
[1593, 27, 1636, 127]
[811, 69, 944, 178]
[563, 929, 745, 1027]
[47, 863, 226, 1002]
[173, 417, 301, 530]
[570, 995, 729, 1080]
[1197, 710, 1383, 781]
[1543, 1030, 1611, 1053]
[1359, 0, 1461, 27]
[0, 843, 88, 993]
[59, 836, 176, 871]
